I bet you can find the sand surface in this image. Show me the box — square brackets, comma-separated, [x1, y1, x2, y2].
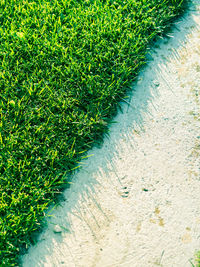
[22, 2, 200, 266]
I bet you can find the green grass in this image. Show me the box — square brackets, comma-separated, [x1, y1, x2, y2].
[0, 0, 187, 265]
[196, 251, 200, 267]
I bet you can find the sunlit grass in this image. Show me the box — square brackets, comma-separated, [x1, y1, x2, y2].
[196, 251, 200, 267]
[0, 0, 187, 265]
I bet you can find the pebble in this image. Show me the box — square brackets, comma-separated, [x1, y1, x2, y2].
[153, 80, 160, 86]
[53, 225, 62, 233]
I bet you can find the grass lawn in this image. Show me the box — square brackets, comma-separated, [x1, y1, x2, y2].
[0, 0, 187, 265]
[196, 252, 200, 267]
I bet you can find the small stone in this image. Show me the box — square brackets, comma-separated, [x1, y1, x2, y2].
[121, 194, 128, 198]
[53, 225, 62, 233]
[153, 80, 160, 87]
[143, 188, 148, 192]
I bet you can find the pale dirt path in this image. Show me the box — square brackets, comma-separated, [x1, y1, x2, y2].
[22, 2, 200, 267]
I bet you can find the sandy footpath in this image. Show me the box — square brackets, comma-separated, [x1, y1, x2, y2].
[22, 2, 200, 267]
